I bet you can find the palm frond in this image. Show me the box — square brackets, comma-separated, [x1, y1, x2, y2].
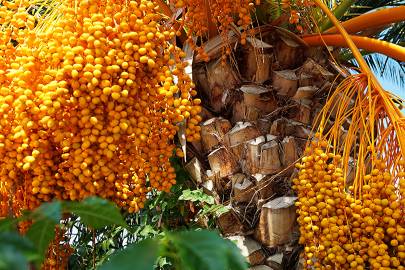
[256, 0, 283, 24]
[345, 52, 405, 89]
[319, 0, 355, 31]
[320, 0, 404, 22]
[345, 0, 405, 20]
[334, 9, 404, 89]
[320, 0, 340, 9]
[357, 22, 404, 88]
[364, 53, 405, 90]
[377, 21, 405, 44]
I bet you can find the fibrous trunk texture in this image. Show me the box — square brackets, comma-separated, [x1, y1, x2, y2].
[185, 30, 340, 268]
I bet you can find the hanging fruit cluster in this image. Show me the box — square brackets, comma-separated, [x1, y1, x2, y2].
[172, 0, 260, 60]
[0, 0, 201, 215]
[294, 139, 405, 269]
[293, 75, 405, 269]
[280, 0, 315, 33]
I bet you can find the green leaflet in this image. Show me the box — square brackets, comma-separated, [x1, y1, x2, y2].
[63, 197, 127, 229]
[99, 239, 159, 270]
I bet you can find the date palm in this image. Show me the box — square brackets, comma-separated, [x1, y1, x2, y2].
[251, 0, 405, 86]
[156, 2, 405, 269]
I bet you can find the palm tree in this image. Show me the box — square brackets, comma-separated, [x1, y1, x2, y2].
[254, 1, 405, 86]
[322, 0, 405, 87]
[156, 0, 405, 268]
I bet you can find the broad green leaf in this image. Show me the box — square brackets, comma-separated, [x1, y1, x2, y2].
[31, 201, 62, 222]
[179, 189, 214, 205]
[139, 225, 160, 238]
[99, 238, 159, 270]
[26, 219, 57, 261]
[63, 197, 126, 229]
[167, 230, 247, 270]
[0, 232, 39, 262]
[0, 218, 17, 232]
[201, 204, 230, 217]
[0, 248, 28, 270]
[213, 205, 230, 216]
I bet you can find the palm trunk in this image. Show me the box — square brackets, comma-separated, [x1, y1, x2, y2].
[186, 29, 341, 268]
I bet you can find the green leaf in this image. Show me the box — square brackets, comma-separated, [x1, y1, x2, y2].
[26, 218, 57, 260]
[0, 248, 29, 270]
[201, 204, 230, 217]
[31, 201, 62, 222]
[63, 197, 127, 229]
[98, 238, 159, 270]
[0, 218, 17, 232]
[179, 190, 214, 205]
[0, 232, 40, 262]
[167, 230, 248, 270]
[319, 0, 355, 31]
[139, 225, 160, 238]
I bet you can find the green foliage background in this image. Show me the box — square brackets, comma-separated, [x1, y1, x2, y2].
[0, 158, 241, 270]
